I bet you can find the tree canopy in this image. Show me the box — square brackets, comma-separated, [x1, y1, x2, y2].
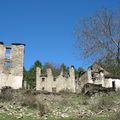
[75, 8, 120, 65]
[23, 60, 42, 88]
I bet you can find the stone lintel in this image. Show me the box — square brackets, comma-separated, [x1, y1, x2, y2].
[0, 42, 4, 45]
[12, 43, 26, 46]
[5, 45, 12, 49]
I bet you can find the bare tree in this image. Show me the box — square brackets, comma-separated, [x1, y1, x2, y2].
[75, 8, 120, 65]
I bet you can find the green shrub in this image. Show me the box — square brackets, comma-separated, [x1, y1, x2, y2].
[0, 86, 14, 101]
[90, 96, 114, 112]
[59, 88, 72, 94]
[80, 95, 89, 105]
[110, 111, 120, 120]
[22, 94, 38, 108]
[22, 94, 50, 116]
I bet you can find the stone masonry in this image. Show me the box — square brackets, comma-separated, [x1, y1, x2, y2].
[77, 63, 120, 92]
[36, 63, 120, 93]
[36, 66, 76, 93]
[0, 42, 25, 89]
[1, 41, 119, 93]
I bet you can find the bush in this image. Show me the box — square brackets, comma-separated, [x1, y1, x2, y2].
[110, 111, 120, 120]
[90, 96, 114, 112]
[79, 95, 89, 105]
[22, 94, 38, 108]
[59, 88, 72, 94]
[38, 102, 49, 117]
[0, 86, 14, 101]
[22, 94, 50, 116]
[98, 97, 114, 109]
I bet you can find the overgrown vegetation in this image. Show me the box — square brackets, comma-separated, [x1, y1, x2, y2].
[0, 86, 14, 101]
[0, 89, 120, 119]
[90, 96, 115, 112]
[22, 90, 49, 117]
[110, 111, 120, 120]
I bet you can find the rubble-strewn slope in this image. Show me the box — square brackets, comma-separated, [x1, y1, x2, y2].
[0, 89, 120, 120]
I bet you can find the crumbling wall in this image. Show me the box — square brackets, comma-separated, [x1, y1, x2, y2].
[76, 72, 88, 93]
[79, 64, 120, 92]
[11, 44, 24, 76]
[0, 43, 5, 72]
[0, 42, 25, 89]
[76, 68, 94, 93]
[93, 72, 105, 87]
[104, 78, 120, 90]
[36, 66, 76, 93]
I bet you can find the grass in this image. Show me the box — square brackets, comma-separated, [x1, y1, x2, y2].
[47, 117, 75, 120]
[0, 113, 37, 120]
[0, 113, 75, 120]
[0, 113, 108, 120]
[0, 90, 120, 120]
[82, 116, 108, 120]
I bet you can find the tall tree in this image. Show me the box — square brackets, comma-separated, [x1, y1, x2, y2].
[42, 62, 61, 77]
[97, 57, 120, 76]
[23, 60, 42, 88]
[60, 63, 69, 73]
[76, 67, 85, 78]
[34, 60, 42, 68]
[75, 8, 120, 65]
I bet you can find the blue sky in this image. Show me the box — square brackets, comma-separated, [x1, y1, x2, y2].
[0, 0, 120, 70]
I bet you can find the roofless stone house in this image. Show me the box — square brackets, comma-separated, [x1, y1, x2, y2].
[0, 42, 25, 89]
[36, 66, 76, 93]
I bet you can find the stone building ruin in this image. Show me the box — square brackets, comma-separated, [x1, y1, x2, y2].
[36, 63, 120, 93]
[76, 63, 120, 93]
[0, 42, 25, 89]
[0, 41, 119, 94]
[36, 66, 76, 93]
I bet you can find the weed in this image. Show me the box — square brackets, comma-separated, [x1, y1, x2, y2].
[0, 86, 14, 101]
[110, 111, 120, 120]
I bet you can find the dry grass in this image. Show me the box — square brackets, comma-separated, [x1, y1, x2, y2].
[110, 111, 120, 120]
[0, 86, 14, 101]
[22, 91, 50, 116]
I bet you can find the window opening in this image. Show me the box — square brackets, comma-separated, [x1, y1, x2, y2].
[42, 87, 45, 91]
[6, 48, 11, 54]
[5, 48, 11, 59]
[42, 78, 45, 82]
[112, 81, 115, 90]
[4, 61, 12, 68]
[53, 78, 56, 81]
[52, 87, 56, 93]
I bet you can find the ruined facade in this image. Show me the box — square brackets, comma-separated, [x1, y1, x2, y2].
[36, 66, 76, 93]
[0, 42, 119, 93]
[0, 42, 25, 89]
[77, 64, 120, 92]
[36, 63, 120, 93]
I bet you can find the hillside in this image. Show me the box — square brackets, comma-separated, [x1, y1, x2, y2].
[0, 88, 120, 120]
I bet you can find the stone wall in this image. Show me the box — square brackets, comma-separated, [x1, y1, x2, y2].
[76, 72, 88, 93]
[0, 43, 5, 72]
[104, 78, 120, 90]
[76, 68, 94, 93]
[36, 66, 76, 93]
[36, 63, 120, 93]
[0, 42, 25, 89]
[79, 64, 120, 92]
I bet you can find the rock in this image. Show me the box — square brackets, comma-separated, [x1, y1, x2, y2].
[61, 113, 69, 118]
